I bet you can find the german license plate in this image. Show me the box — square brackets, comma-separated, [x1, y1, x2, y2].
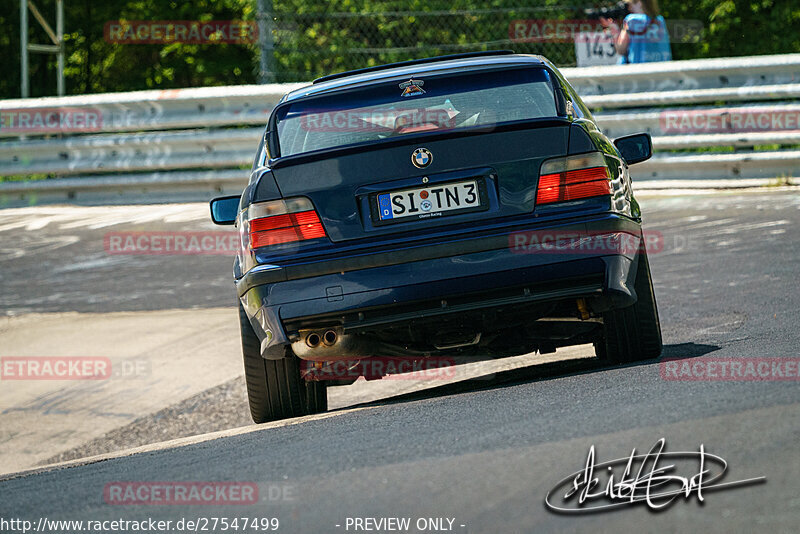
[376, 180, 481, 221]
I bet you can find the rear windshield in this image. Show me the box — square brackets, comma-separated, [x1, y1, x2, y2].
[274, 67, 558, 158]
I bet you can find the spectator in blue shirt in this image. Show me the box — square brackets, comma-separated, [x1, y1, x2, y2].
[602, 0, 672, 64]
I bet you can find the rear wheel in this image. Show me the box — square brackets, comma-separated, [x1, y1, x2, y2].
[304, 375, 328, 415]
[598, 250, 662, 364]
[239, 305, 327, 423]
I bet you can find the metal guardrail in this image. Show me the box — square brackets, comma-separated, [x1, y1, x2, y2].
[0, 128, 262, 176]
[0, 84, 306, 135]
[561, 53, 800, 97]
[594, 102, 800, 138]
[1, 53, 799, 196]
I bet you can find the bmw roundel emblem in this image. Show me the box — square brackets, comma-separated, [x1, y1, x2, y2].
[412, 148, 432, 168]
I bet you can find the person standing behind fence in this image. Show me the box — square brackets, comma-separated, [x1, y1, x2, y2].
[602, 0, 672, 64]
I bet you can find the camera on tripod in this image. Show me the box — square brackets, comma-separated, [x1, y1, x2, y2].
[584, 1, 630, 21]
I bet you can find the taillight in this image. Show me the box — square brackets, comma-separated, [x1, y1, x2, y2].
[250, 210, 325, 248]
[536, 152, 611, 205]
[241, 197, 327, 250]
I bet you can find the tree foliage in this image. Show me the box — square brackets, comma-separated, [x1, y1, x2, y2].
[0, 0, 798, 98]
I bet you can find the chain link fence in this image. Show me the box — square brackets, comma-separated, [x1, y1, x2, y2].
[265, 2, 593, 82]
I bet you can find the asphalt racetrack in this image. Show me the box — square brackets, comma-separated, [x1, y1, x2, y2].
[0, 189, 798, 533]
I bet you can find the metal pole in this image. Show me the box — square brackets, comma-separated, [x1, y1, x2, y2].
[20, 0, 29, 98]
[56, 0, 64, 96]
[256, 0, 275, 83]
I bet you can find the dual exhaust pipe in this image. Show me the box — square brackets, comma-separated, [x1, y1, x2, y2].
[305, 329, 338, 348]
[293, 328, 445, 362]
[293, 327, 354, 361]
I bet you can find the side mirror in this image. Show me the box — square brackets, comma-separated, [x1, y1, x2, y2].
[210, 195, 240, 225]
[614, 133, 652, 165]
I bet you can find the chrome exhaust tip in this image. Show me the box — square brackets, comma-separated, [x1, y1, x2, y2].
[306, 332, 321, 348]
[322, 329, 338, 346]
[322, 330, 339, 347]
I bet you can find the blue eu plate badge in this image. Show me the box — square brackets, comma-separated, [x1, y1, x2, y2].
[378, 194, 393, 220]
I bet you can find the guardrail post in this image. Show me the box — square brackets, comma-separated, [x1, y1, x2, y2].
[20, 0, 29, 98]
[256, 0, 276, 83]
[56, 0, 64, 96]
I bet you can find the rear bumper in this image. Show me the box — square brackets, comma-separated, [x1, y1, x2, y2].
[239, 214, 643, 358]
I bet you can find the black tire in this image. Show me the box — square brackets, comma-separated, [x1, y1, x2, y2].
[239, 305, 327, 423]
[598, 249, 663, 364]
[304, 377, 328, 415]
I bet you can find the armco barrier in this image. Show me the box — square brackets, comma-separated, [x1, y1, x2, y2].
[1, 53, 799, 196]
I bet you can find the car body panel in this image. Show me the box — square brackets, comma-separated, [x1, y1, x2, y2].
[215, 52, 651, 363]
[282, 54, 548, 103]
[269, 124, 570, 242]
